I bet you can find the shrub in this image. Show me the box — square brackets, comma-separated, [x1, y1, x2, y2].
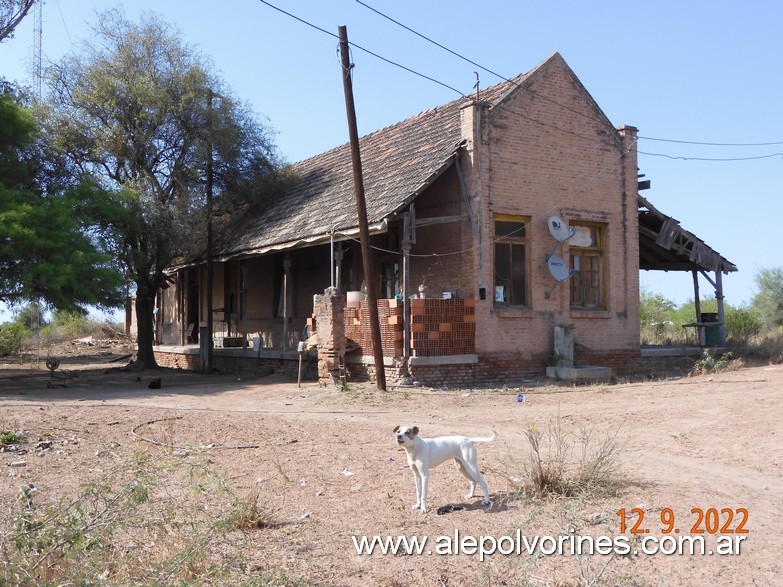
[724, 305, 763, 343]
[0, 322, 28, 356]
[690, 349, 743, 376]
[508, 415, 628, 499]
[51, 310, 90, 339]
[639, 289, 678, 344]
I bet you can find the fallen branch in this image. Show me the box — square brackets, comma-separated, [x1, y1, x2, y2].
[131, 416, 259, 450]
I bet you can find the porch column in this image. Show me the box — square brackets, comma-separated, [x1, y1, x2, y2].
[282, 258, 291, 351]
[241, 263, 248, 348]
[692, 270, 704, 345]
[334, 245, 344, 293]
[716, 270, 727, 346]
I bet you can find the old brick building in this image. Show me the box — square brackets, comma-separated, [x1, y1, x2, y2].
[152, 53, 735, 384]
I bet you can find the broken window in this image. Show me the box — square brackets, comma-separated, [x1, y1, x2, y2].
[569, 223, 604, 309]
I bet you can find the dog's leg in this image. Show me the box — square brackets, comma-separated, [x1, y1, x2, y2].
[454, 459, 477, 499]
[475, 471, 491, 505]
[411, 466, 422, 510]
[419, 468, 429, 513]
[458, 458, 491, 506]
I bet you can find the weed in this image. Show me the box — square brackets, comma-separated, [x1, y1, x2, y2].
[690, 349, 742, 376]
[0, 453, 290, 586]
[231, 487, 278, 530]
[0, 430, 23, 445]
[272, 456, 291, 483]
[504, 414, 628, 499]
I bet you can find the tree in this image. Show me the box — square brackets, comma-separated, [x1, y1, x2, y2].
[752, 267, 783, 330]
[0, 91, 125, 312]
[13, 301, 47, 330]
[44, 10, 285, 368]
[0, 0, 34, 43]
[639, 287, 676, 343]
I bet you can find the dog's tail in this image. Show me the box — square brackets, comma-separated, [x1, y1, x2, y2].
[470, 429, 497, 443]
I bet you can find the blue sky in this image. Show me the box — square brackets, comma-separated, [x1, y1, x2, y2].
[2, 0, 781, 320]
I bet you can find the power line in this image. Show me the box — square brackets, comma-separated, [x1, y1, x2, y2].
[638, 150, 781, 162]
[355, 0, 610, 128]
[257, 1, 620, 150]
[256, 0, 465, 96]
[639, 136, 783, 147]
[338, 141, 637, 259]
[355, 1, 783, 153]
[257, 0, 780, 162]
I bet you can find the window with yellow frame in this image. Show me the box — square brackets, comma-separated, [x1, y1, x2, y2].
[569, 223, 605, 309]
[494, 214, 530, 306]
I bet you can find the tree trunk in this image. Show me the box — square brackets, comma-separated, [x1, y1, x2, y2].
[134, 288, 158, 369]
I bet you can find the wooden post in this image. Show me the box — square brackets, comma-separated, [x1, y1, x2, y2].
[716, 270, 727, 346]
[401, 206, 415, 373]
[338, 25, 386, 391]
[204, 88, 214, 373]
[692, 270, 703, 346]
[282, 258, 291, 351]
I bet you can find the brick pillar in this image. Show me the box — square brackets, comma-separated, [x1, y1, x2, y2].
[313, 287, 345, 383]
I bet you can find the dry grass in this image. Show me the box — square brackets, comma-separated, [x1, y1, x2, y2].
[503, 414, 629, 499]
[0, 453, 290, 586]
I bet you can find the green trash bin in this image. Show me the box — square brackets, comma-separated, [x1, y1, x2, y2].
[701, 312, 720, 346]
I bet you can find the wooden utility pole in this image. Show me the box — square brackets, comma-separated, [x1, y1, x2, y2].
[338, 25, 386, 391]
[204, 88, 214, 373]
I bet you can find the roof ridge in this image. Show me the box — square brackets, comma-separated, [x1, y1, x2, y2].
[292, 58, 554, 168]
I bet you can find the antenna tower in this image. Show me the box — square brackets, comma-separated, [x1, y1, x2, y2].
[32, 0, 42, 99]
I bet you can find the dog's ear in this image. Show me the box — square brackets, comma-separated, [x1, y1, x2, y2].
[392, 425, 400, 433]
[412, 426, 419, 436]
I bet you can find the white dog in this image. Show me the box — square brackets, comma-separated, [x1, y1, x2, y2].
[394, 425, 495, 513]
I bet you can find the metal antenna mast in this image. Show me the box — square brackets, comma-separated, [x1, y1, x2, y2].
[32, 0, 42, 99]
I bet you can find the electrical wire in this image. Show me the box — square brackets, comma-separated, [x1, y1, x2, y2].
[638, 150, 781, 162]
[335, 141, 637, 259]
[260, 0, 781, 156]
[355, 0, 611, 128]
[256, 0, 465, 96]
[639, 136, 783, 147]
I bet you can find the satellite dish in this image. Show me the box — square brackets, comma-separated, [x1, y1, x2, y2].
[548, 216, 574, 242]
[547, 254, 570, 282]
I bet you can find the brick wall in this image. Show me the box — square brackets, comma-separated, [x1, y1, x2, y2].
[153, 348, 312, 380]
[312, 288, 346, 382]
[457, 53, 640, 362]
[343, 298, 476, 358]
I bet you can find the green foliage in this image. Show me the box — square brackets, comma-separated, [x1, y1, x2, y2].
[0, 430, 23, 444]
[43, 9, 285, 367]
[47, 309, 90, 340]
[639, 287, 677, 344]
[691, 349, 741, 375]
[641, 287, 765, 345]
[13, 301, 47, 330]
[724, 305, 763, 343]
[0, 321, 27, 356]
[0, 91, 125, 312]
[752, 266, 783, 330]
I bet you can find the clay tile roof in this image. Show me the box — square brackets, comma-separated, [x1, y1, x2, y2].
[215, 70, 532, 260]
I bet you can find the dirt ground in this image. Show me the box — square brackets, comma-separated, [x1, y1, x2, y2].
[1, 346, 781, 586]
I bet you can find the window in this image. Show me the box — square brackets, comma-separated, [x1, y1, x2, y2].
[494, 215, 529, 306]
[569, 223, 604, 309]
